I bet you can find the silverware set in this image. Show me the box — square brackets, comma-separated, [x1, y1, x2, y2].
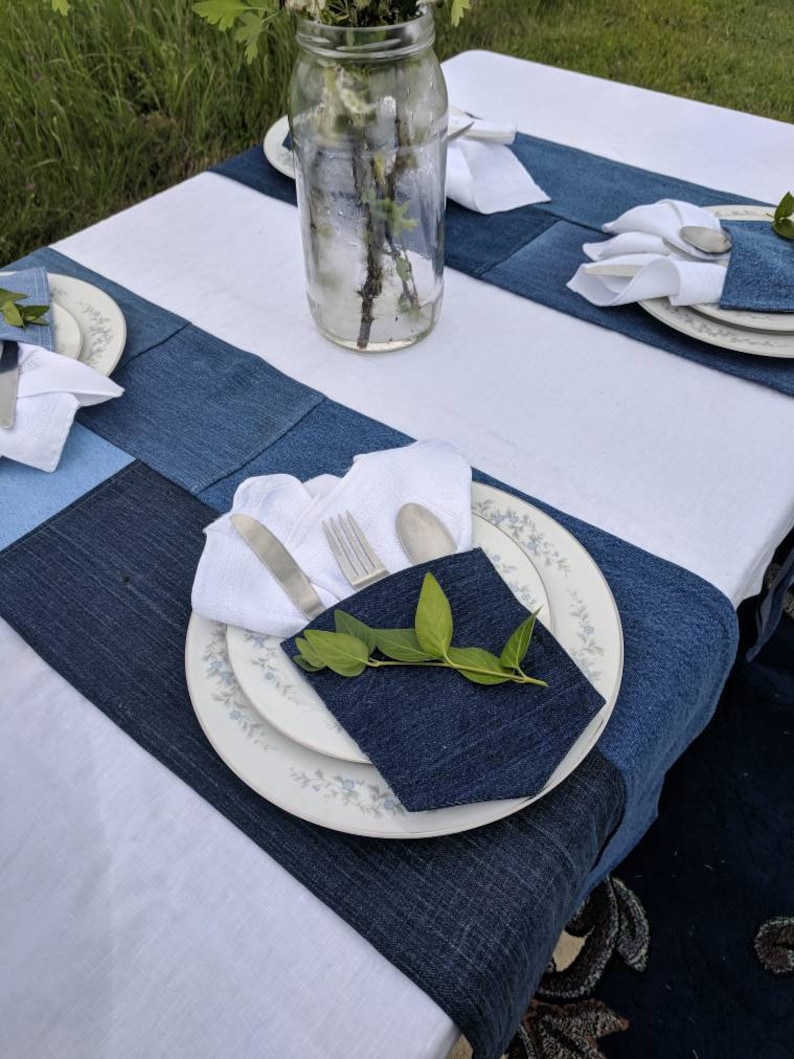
[231, 503, 456, 618]
[0, 340, 20, 430]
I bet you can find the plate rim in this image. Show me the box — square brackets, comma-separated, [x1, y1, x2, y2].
[263, 115, 295, 180]
[186, 481, 624, 839]
[49, 272, 127, 376]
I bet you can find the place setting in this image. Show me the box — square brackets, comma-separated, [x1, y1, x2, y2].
[567, 197, 794, 358]
[186, 440, 623, 839]
[0, 265, 126, 472]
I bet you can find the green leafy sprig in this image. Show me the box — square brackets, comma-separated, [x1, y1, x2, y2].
[293, 571, 548, 687]
[0, 288, 49, 329]
[772, 191, 794, 241]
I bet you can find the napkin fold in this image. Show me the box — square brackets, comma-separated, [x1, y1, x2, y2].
[567, 199, 728, 307]
[191, 441, 474, 639]
[446, 115, 550, 214]
[0, 267, 56, 351]
[284, 549, 606, 812]
[0, 344, 123, 472]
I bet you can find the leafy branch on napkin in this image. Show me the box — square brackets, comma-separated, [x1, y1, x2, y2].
[772, 192, 794, 241]
[0, 288, 49, 329]
[293, 572, 548, 687]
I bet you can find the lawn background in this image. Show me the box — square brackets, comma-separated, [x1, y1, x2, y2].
[3, 0, 793, 263]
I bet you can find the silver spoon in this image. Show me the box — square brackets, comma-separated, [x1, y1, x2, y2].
[679, 225, 732, 255]
[396, 503, 456, 564]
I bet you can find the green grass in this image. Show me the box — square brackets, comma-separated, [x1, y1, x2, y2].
[3, 0, 793, 263]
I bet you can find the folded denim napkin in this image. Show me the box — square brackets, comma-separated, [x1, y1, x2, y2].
[191, 440, 473, 639]
[720, 220, 794, 312]
[0, 344, 123, 472]
[0, 267, 55, 351]
[446, 114, 549, 214]
[284, 549, 606, 812]
[567, 199, 728, 307]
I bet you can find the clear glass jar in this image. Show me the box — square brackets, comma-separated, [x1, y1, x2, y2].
[288, 11, 448, 353]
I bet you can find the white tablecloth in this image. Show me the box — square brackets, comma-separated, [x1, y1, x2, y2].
[2, 51, 793, 1058]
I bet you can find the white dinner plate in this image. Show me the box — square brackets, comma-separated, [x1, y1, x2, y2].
[0, 271, 126, 375]
[186, 482, 624, 839]
[226, 509, 554, 764]
[263, 115, 294, 179]
[51, 303, 83, 359]
[691, 205, 793, 334]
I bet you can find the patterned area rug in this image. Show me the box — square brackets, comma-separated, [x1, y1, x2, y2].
[451, 607, 793, 1059]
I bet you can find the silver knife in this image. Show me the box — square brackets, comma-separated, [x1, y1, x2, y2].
[0, 341, 20, 430]
[230, 513, 325, 620]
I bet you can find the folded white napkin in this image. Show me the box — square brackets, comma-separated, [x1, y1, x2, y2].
[446, 114, 549, 214]
[0, 343, 123, 472]
[567, 199, 729, 307]
[191, 440, 474, 638]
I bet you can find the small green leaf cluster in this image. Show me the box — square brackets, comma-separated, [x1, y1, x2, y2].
[293, 571, 548, 687]
[772, 192, 794, 241]
[0, 289, 49, 329]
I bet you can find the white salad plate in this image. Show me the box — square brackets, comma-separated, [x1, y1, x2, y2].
[51, 303, 83, 359]
[0, 271, 126, 375]
[263, 115, 294, 179]
[186, 482, 624, 839]
[226, 508, 554, 764]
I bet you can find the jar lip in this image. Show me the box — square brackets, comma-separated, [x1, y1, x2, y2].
[295, 8, 435, 61]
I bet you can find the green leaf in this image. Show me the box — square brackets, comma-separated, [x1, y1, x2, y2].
[50, 0, 70, 14]
[449, 0, 472, 27]
[0, 289, 27, 303]
[374, 628, 435, 662]
[334, 610, 376, 652]
[233, 10, 265, 63]
[193, 0, 249, 31]
[414, 572, 453, 657]
[447, 646, 512, 685]
[499, 613, 538, 671]
[2, 302, 23, 327]
[294, 636, 326, 669]
[303, 630, 370, 677]
[293, 656, 325, 673]
[772, 217, 794, 240]
[774, 191, 794, 224]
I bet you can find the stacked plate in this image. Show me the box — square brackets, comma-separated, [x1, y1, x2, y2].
[185, 482, 624, 839]
[640, 205, 794, 358]
[0, 271, 126, 375]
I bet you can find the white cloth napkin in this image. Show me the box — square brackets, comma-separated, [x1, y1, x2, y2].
[0, 343, 123, 472]
[446, 113, 549, 214]
[567, 199, 729, 307]
[191, 440, 474, 638]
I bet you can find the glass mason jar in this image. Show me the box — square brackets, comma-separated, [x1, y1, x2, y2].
[288, 11, 448, 353]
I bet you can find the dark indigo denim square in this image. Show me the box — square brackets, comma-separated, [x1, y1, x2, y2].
[78, 324, 324, 494]
[285, 549, 604, 812]
[212, 145, 297, 207]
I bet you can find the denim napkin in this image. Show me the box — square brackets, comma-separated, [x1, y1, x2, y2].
[0, 267, 55, 351]
[720, 221, 794, 312]
[285, 549, 606, 812]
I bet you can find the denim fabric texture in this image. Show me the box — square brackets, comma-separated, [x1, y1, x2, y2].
[285, 549, 605, 811]
[212, 139, 794, 398]
[0, 266, 55, 350]
[7, 247, 188, 367]
[0, 460, 623, 1059]
[720, 221, 794, 312]
[0, 261, 743, 1057]
[0, 424, 133, 549]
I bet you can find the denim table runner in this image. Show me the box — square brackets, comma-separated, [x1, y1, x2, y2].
[211, 135, 794, 398]
[0, 248, 738, 1059]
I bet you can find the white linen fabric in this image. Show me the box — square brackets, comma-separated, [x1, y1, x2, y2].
[0, 343, 123, 471]
[567, 199, 728, 307]
[192, 440, 473, 637]
[3, 51, 794, 1059]
[446, 114, 549, 213]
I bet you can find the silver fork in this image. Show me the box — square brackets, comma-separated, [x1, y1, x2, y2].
[322, 511, 389, 590]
